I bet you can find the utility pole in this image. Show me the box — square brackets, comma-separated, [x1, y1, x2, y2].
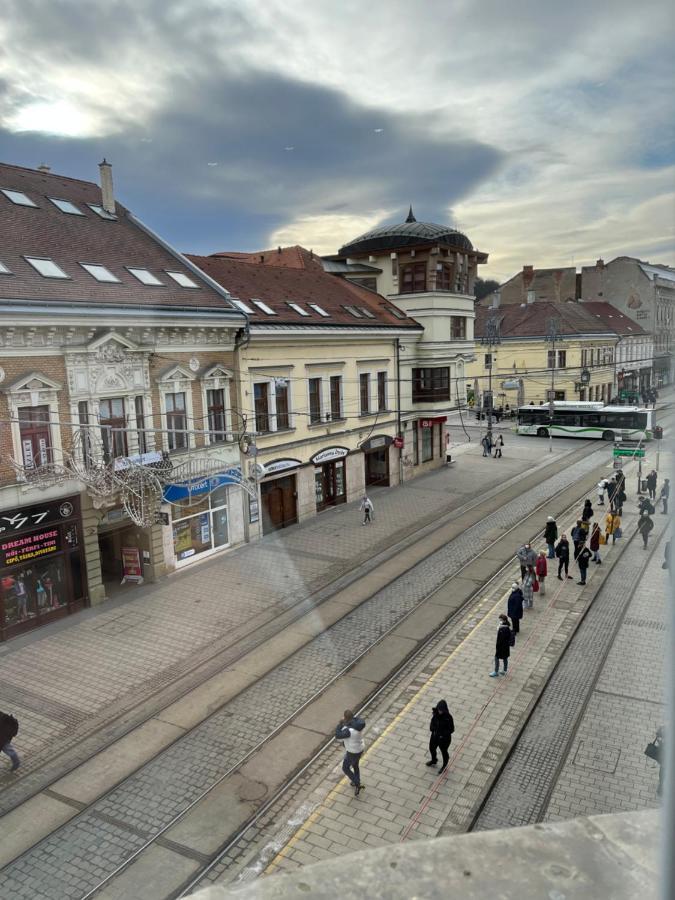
[545, 317, 564, 454]
[481, 313, 501, 449]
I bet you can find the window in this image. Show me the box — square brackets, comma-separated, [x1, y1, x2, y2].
[87, 203, 116, 220]
[287, 302, 310, 316]
[581, 349, 587, 366]
[231, 299, 254, 314]
[387, 306, 408, 320]
[558, 350, 567, 368]
[330, 376, 342, 420]
[358, 306, 376, 319]
[275, 382, 290, 429]
[80, 263, 120, 283]
[484, 353, 493, 368]
[252, 299, 276, 315]
[18, 406, 51, 468]
[413, 424, 419, 465]
[308, 303, 330, 317]
[360, 373, 370, 414]
[451, 316, 466, 339]
[166, 392, 187, 450]
[349, 277, 378, 292]
[412, 367, 450, 403]
[127, 267, 163, 285]
[254, 383, 270, 432]
[377, 372, 387, 411]
[343, 305, 364, 318]
[547, 350, 555, 369]
[308, 377, 322, 424]
[99, 398, 128, 462]
[25, 256, 69, 279]
[207, 389, 227, 442]
[135, 396, 147, 454]
[391, 255, 398, 277]
[78, 401, 94, 468]
[1, 189, 37, 207]
[401, 262, 427, 293]
[48, 198, 84, 215]
[0, 261, 11, 274]
[436, 263, 452, 290]
[421, 424, 433, 461]
[166, 271, 199, 288]
[554, 390, 565, 401]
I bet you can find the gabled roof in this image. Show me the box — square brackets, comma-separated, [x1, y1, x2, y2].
[0, 161, 242, 313]
[474, 302, 618, 339]
[210, 245, 325, 271]
[580, 302, 646, 336]
[187, 251, 421, 329]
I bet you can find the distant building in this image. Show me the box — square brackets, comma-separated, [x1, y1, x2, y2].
[580, 302, 651, 396]
[479, 264, 578, 308]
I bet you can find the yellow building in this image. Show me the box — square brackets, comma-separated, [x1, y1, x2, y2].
[468, 302, 619, 410]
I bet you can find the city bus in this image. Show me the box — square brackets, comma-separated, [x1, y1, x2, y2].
[516, 401, 655, 441]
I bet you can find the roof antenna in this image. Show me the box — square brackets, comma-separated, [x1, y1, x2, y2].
[406, 204, 416, 223]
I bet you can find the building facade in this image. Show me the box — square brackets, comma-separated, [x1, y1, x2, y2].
[479, 264, 578, 308]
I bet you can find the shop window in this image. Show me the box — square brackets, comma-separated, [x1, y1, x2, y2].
[360, 373, 371, 414]
[377, 372, 387, 411]
[413, 424, 419, 465]
[254, 383, 270, 433]
[450, 316, 466, 340]
[172, 485, 229, 565]
[421, 425, 433, 461]
[18, 406, 52, 468]
[99, 398, 128, 462]
[330, 375, 342, 420]
[275, 382, 290, 429]
[401, 262, 427, 293]
[207, 388, 227, 442]
[135, 396, 148, 453]
[412, 367, 449, 403]
[309, 377, 322, 424]
[166, 392, 188, 450]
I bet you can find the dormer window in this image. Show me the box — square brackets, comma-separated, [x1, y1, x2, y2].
[231, 299, 254, 314]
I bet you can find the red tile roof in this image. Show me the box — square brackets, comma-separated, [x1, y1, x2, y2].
[579, 302, 646, 335]
[211, 245, 324, 270]
[474, 301, 618, 338]
[187, 251, 421, 328]
[0, 162, 238, 310]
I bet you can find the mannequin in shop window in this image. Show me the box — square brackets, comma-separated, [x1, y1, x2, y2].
[15, 576, 28, 619]
[36, 579, 47, 610]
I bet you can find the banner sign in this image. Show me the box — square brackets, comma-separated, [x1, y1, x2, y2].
[1, 528, 60, 569]
[163, 468, 243, 503]
[0, 495, 79, 537]
[310, 447, 349, 465]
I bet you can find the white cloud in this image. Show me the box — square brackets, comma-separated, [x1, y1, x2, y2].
[268, 209, 393, 256]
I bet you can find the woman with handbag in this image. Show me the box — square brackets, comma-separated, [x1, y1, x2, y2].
[605, 511, 620, 545]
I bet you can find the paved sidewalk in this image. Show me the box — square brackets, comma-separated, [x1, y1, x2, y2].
[211, 472, 642, 884]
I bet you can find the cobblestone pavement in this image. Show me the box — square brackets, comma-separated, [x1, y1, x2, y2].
[0, 448, 609, 898]
[196, 469, 639, 889]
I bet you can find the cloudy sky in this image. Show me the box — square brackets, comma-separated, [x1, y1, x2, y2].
[0, 0, 673, 280]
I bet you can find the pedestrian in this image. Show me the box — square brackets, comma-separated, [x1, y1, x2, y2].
[335, 709, 366, 796]
[544, 516, 558, 559]
[493, 434, 504, 458]
[589, 522, 602, 564]
[426, 700, 454, 773]
[581, 499, 593, 523]
[481, 434, 491, 457]
[660, 478, 670, 515]
[507, 582, 524, 633]
[360, 494, 374, 526]
[522, 565, 537, 609]
[637, 513, 654, 550]
[571, 520, 586, 559]
[663, 540, 671, 570]
[645, 726, 665, 796]
[615, 470, 626, 493]
[646, 469, 658, 501]
[614, 485, 626, 516]
[639, 495, 655, 517]
[516, 543, 536, 579]
[490, 614, 514, 677]
[576, 544, 592, 585]
[555, 534, 572, 580]
[597, 479, 607, 506]
[605, 510, 621, 545]
[535, 550, 548, 596]
[0, 710, 20, 772]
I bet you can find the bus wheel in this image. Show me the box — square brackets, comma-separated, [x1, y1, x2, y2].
[602, 430, 615, 441]
[537, 428, 549, 438]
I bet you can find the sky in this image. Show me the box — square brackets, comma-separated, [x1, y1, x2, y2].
[0, 0, 673, 281]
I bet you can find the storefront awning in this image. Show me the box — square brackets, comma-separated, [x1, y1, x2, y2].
[163, 468, 243, 503]
[419, 416, 447, 427]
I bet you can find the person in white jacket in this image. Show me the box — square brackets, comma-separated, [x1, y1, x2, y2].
[360, 495, 374, 525]
[335, 709, 366, 795]
[597, 479, 607, 506]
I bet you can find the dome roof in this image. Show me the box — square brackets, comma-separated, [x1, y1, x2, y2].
[339, 206, 474, 256]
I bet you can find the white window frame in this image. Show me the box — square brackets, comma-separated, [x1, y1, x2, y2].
[5, 373, 64, 478]
[201, 366, 233, 445]
[307, 376, 323, 425]
[158, 367, 196, 452]
[359, 371, 372, 415]
[377, 370, 388, 412]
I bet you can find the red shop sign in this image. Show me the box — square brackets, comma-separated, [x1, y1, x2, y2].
[393, 436, 404, 449]
[0, 528, 61, 569]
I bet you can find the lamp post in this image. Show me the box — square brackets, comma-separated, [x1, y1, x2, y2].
[481, 313, 501, 449]
[545, 317, 564, 454]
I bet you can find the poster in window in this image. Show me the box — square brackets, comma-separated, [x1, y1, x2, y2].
[121, 546, 144, 584]
[249, 494, 259, 524]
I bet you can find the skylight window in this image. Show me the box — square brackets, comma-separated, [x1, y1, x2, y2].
[288, 302, 310, 316]
[231, 299, 254, 314]
[127, 267, 163, 285]
[80, 263, 120, 283]
[2, 189, 37, 207]
[358, 306, 376, 319]
[25, 256, 69, 279]
[0, 261, 11, 275]
[252, 299, 277, 315]
[165, 271, 199, 288]
[343, 305, 364, 318]
[387, 306, 408, 319]
[308, 303, 330, 317]
[49, 197, 84, 215]
[87, 203, 117, 220]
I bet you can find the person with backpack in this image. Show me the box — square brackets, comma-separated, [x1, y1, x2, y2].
[639, 495, 655, 517]
[637, 513, 654, 550]
[571, 520, 586, 559]
[335, 709, 367, 796]
[544, 516, 558, 559]
[507, 582, 524, 634]
[576, 544, 592, 585]
[426, 700, 455, 773]
[0, 710, 20, 771]
[490, 614, 514, 677]
[581, 499, 593, 523]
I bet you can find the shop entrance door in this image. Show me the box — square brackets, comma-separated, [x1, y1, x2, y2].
[315, 459, 347, 511]
[261, 475, 298, 533]
[365, 448, 389, 486]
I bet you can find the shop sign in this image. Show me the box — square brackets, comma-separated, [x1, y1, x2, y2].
[257, 458, 302, 478]
[1, 528, 60, 569]
[114, 450, 164, 472]
[121, 546, 144, 584]
[419, 416, 448, 428]
[0, 496, 79, 537]
[393, 436, 404, 449]
[249, 495, 260, 524]
[163, 468, 242, 503]
[361, 435, 393, 451]
[310, 446, 349, 465]
[501, 379, 521, 390]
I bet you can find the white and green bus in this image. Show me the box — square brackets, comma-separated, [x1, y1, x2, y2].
[516, 401, 656, 441]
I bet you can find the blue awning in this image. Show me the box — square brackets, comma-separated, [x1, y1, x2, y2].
[163, 468, 242, 503]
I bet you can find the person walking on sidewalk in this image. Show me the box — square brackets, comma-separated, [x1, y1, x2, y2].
[589, 522, 602, 564]
[481, 434, 492, 457]
[490, 614, 514, 677]
[360, 495, 374, 526]
[646, 470, 658, 501]
[660, 479, 670, 515]
[605, 510, 621, 545]
[576, 544, 592, 585]
[493, 434, 504, 458]
[555, 534, 572, 580]
[571, 520, 586, 559]
[517, 543, 537, 579]
[522, 565, 537, 609]
[637, 513, 654, 550]
[426, 700, 455, 773]
[0, 710, 20, 772]
[536, 550, 548, 595]
[335, 710, 366, 796]
[544, 516, 558, 559]
[639, 495, 655, 517]
[507, 582, 524, 633]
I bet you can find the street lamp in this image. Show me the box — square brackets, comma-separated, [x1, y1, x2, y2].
[480, 312, 501, 449]
[545, 317, 564, 454]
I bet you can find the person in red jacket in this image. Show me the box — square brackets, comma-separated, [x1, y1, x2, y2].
[589, 522, 602, 564]
[535, 550, 548, 596]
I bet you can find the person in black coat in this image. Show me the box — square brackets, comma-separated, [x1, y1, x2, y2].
[490, 614, 513, 677]
[581, 499, 593, 522]
[556, 534, 572, 579]
[0, 710, 20, 771]
[426, 700, 455, 772]
[507, 583, 524, 634]
[646, 470, 658, 501]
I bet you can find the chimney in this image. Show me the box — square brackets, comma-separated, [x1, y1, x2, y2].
[491, 291, 501, 309]
[37, 163, 51, 173]
[277, 246, 282, 254]
[596, 258, 605, 268]
[98, 159, 115, 214]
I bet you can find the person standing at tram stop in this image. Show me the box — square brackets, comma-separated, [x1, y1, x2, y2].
[646, 469, 658, 501]
[597, 479, 608, 507]
[637, 513, 654, 550]
[555, 533, 572, 580]
[517, 543, 537, 579]
[507, 582, 524, 634]
[660, 479, 670, 515]
[590, 522, 602, 565]
[522, 565, 537, 609]
[490, 614, 514, 677]
[335, 709, 366, 796]
[576, 543, 592, 585]
[605, 509, 621, 545]
[571, 520, 586, 560]
[536, 550, 548, 595]
[544, 516, 558, 559]
[581, 498, 594, 524]
[426, 700, 455, 773]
